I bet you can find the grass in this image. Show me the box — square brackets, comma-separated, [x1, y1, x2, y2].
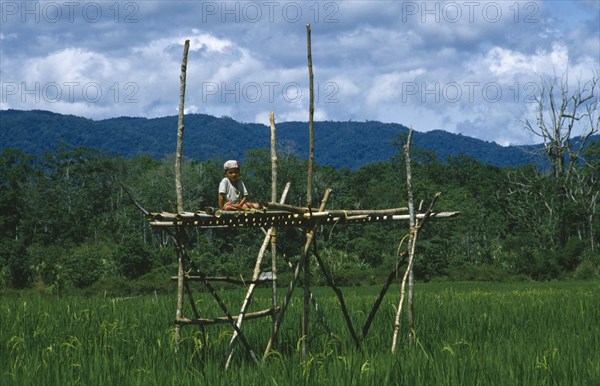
[1, 280, 599, 385]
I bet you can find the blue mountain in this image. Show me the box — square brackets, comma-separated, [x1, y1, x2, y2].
[1, 109, 553, 169]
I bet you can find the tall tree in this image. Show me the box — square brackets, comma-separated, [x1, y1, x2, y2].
[0, 149, 32, 240]
[520, 72, 599, 248]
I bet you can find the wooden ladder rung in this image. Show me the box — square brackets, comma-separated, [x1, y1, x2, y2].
[175, 307, 279, 326]
[170, 275, 275, 285]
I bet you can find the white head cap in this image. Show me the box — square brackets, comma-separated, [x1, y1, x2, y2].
[223, 160, 240, 171]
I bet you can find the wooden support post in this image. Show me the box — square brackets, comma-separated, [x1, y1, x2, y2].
[224, 183, 290, 369]
[170, 226, 260, 363]
[361, 250, 407, 344]
[174, 232, 186, 348]
[309, 290, 334, 338]
[312, 242, 360, 349]
[184, 280, 206, 350]
[306, 24, 315, 207]
[277, 248, 335, 338]
[406, 127, 416, 347]
[173, 40, 190, 348]
[263, 189, 331, 359]
[391, 128, 442, 352]
[181, 249, 260, 364]
[302, 219, 311, 358]
[392, 128, 415, 353]
[175, 39, 190, 214]
[269, 112, 279, 351]
[303, 22, 315, 360]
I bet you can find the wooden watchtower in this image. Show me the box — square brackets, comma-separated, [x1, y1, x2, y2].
[128, 28, 458, 369]
[144, 195, 457, 367]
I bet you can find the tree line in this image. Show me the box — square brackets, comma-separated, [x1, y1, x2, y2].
[1, 136, 598, 294]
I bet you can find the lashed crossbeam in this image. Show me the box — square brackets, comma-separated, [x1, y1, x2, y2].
[147, 207, 459, 228]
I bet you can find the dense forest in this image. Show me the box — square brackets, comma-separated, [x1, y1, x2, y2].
[1, 135, 599, 294]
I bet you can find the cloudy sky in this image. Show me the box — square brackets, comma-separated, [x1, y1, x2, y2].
[1, 0, 599, 145]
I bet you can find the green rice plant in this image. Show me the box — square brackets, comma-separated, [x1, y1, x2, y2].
[1, 281, 599, 385]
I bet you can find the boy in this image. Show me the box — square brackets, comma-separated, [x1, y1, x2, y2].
[218, 160, 261, 211]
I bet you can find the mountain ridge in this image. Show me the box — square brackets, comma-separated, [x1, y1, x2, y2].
[1, 109, 552, 169]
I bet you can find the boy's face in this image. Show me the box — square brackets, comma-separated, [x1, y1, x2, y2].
[225, 168, 240, 182]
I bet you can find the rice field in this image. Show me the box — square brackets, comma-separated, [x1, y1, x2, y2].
[2, 280, 599, 385]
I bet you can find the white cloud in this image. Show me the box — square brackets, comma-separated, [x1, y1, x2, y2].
[132, 32, 232, 58]
[1, 0, 598, 146]
[484, 44, 569, 78]
[0, 32, 18, 40]
[365, 69, 427, 106]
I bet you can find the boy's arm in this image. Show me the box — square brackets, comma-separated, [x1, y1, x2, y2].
[218, 193, 226, 209]
[240, 181, 249, 206]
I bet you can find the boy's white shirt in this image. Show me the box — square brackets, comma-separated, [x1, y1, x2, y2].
[219, 177, 249, 204]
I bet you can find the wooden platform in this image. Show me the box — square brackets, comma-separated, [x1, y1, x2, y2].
[147, 207, 459, 228]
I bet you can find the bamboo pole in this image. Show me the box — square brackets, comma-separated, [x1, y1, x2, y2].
[184, 280, 207, 351]
[266, 203, 408, 216]
[185, 253, 260, 364]
[148, 211, 459, 228]
[392, 127, 415, 352]
[166, 224, 259, 363]
[309, 290, 334, 338]
[284, 249, 333, 337]
[224, 183, 290, 369]
[312, 243, 360, 349]
[278, 249, 335, 338]
[264, 202, 309, 213]
[263, 188, 332, 359]
[174, 276, 275, 285]
[406, 128, 416, 347]
[174, 39, 190, 349]
[302, 208, 311, 358]
[269, 112, 279, 351]
[119, 183, 149, 216]
[177, 308, 278, 326]
[391, 224, 416, 353]
[152, 206, 409, 220]
[306, 24, 315, 207]
[361, 249, 407, 343]
[270, 112, 278, 207]
[303, 23, 315, 359]
[390, 176, 442, 352]
[175, 39, 190, 214]
[173, 233, 259, 363]
[174, 232, 186, 349]
[310, 208, 410, 217]
[390, 191, 442, 353]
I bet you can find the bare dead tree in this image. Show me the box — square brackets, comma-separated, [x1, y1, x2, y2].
[569, 166, 599, 251]
[520, 71, 599, 248]
[525, 72, 598, 185]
